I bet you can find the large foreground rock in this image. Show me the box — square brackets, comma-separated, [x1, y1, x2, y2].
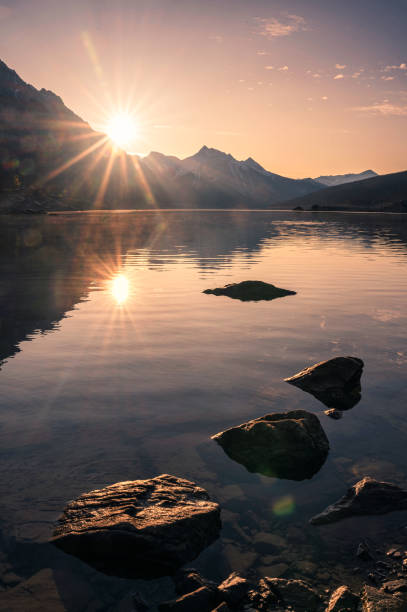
[212, 410, 329, 481]
[285, 356, 364, 410]
[52, 474, 221, 578]
[203, 280, 296, 301]
[311, 477, 407, 525]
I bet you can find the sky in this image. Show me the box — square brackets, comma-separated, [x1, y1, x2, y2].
[1, 0, 406, 177]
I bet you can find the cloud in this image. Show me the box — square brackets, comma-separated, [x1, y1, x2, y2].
[255, 14, 307, 38]
[352, 72, 361, 79]
[265, 65, 274, 70]
[352, 102, 407, 116]
[321, 96, 328, 100]
[278, 65, 289, 71]
[334, 74, 344, 79]
[384, 63, 407, 71]
[312, 73, 321, 78]
[257, 50, 269, 56]
[335, 64, 347, 69]
[381, 75, 395, 81]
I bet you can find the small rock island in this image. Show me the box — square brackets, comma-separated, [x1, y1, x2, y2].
[203, 280, 296, 301]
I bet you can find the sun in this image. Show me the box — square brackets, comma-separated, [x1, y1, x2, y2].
[106, 114, 138, 148]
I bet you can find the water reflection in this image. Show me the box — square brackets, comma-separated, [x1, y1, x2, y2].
[0, 211, 407, 608]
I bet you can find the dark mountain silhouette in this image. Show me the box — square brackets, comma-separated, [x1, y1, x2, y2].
[314, 169, 378, 187]
[283, 171, 407, 212]
[0, 59, 323, 210]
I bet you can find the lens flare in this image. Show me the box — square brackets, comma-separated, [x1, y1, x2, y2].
[112, 274, 129, 304]
[272, 495, 295, 517]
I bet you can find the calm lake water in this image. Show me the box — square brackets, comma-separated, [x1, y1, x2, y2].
[1, 211, 407, 609]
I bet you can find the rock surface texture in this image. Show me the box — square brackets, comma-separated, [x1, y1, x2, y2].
[326, 585, 360, 611]
[311, 477, 407, 525]
[203, 280, 296, 301]
[161, 572, 324, 611]
[52, 474, 221, 578]
[212, 410, 329, 480]
[285, 356, 364, 410]
[361, 585, 407, 612]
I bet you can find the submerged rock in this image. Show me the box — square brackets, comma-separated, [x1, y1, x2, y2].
[285, 356, 364, 410]
[310, 477, 407, 525]
[52, 474, 221, 579]
[203, 280, 296, 302]
[212, 410, 329, 481]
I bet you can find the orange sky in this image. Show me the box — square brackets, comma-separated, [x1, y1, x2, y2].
[1, 0, 406, 177]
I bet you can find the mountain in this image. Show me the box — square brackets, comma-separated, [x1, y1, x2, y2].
[314, 169, 378, 187]
[0, 59, 325, 211]
[283, 171, 407, 212]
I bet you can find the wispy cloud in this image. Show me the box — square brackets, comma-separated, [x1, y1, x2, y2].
[352, 102, 407, 116]
[255, 14, 307, 38]
[352, 72, 361, 79]
[335, 63, 346, 69]
[321, 96, 328, 101]
[265, 65, 274, 70]
[209, 35, 223, 44]
[384, 63, 407, 72]
[381, 75, 395, 81]
[257, 50, 269, 56]
[334, 74, 344, 80]
[278, 65, 289, 71]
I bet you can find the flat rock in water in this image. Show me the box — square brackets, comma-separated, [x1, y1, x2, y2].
[203, 280, 296, 302]
[212, 410, 329, 481]
[285, 356, 364, 410]
[52, 474, 221, 579]
[311, 477, 407, 525]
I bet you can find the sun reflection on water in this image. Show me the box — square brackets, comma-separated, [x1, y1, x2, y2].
[111, 274, 129, 304]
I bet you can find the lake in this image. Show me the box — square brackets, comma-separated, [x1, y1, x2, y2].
[0, 211, 407, 609]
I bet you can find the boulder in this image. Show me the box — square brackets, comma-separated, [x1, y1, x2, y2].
[203, 280, 296, 302]
[361, 585, 407, 611]
[326, 585, 360, 611]
[311, 477, 407, 525]
[212, 410, 329, 481]
[285, 356, 364, 410]
[52, 474, 221, 579]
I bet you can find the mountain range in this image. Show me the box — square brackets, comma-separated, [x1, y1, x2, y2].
[1, 58, 405, 212]
[314, 169, 378, 187]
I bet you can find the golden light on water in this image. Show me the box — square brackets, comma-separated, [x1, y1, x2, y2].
[112, 274, 129, 304]
[106, 114, 138, 148]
